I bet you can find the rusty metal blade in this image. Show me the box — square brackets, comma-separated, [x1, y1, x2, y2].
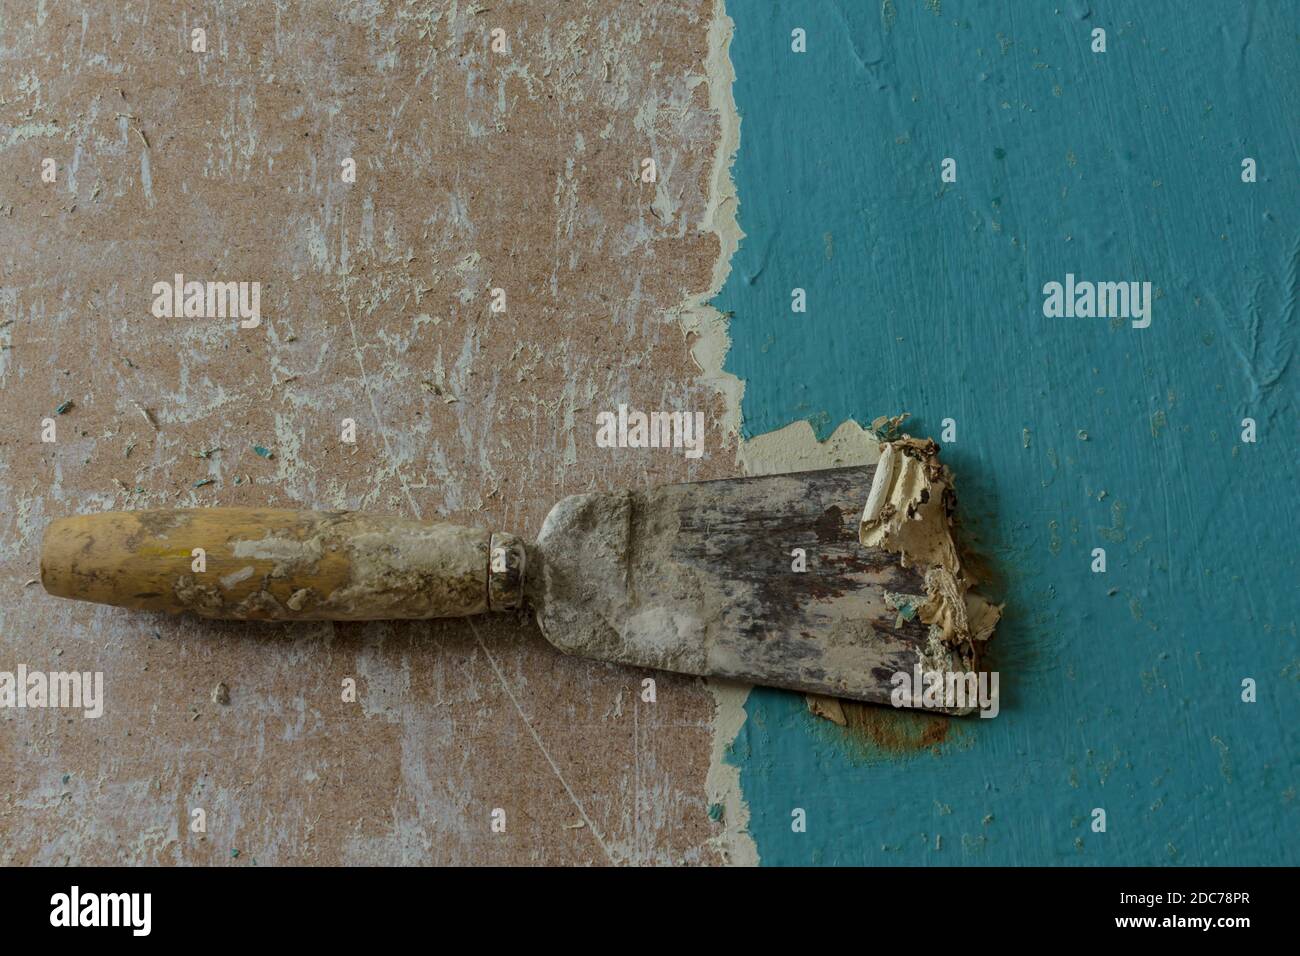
[529, 466, 938, 706]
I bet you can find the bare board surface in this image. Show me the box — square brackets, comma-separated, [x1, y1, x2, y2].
[1, 0, 732, 865]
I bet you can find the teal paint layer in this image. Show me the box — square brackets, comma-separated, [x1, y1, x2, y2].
[717, 0, 1298, 864]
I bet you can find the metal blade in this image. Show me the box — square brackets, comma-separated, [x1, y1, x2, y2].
[529, 466, 944, 707]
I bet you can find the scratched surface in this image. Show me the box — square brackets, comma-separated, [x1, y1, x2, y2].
[0, 0, 732, 864]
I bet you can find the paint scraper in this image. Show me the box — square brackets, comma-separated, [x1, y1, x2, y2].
[40, 465, 974, 707]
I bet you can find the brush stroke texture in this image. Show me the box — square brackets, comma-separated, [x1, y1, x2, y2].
[717, 0, 1298, 865]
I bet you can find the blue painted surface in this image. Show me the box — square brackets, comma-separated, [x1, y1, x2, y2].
[717, 0, 1298, 864]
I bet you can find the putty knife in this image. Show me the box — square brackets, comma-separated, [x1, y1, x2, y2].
[40, 466, 940, 706]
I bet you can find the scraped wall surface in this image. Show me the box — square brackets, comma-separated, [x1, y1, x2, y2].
[716, 0, 1297, 864]
[0, 0, 734, 865]
[3, 0, 1295, 869]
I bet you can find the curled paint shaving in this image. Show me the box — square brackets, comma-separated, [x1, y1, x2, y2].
[861, 435, 1002, 669]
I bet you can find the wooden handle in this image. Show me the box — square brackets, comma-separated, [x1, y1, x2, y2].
[40, 509, 526, 621]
